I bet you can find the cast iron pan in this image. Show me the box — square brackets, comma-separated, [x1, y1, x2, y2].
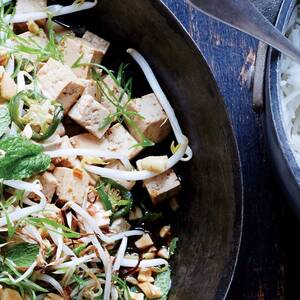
[62, 1, 243, 299]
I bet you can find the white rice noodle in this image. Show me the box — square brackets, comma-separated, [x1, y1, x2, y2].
[21, 224, 44, 245]
[54, 253, 97, 269]
[5, 56, 14, 76]
[45, 148, 132, 170]
[111, 286, 118, 300]
[13, 260, 37, 283]
[37, 274, 64, 296]
[112, 236, 128, 272]
[0, 180, 46, 227]
[47, 227, 76, 258]
[11, 1, 98, 23]
[280, 7, 300, 163]
[47, 226, 63, 261]
[103, 252, 112, 300]
[120, 258, 169, 268]
[108, 230, 144, 242]
[61, 266, 76, 287]
[65, 201, 112, 244]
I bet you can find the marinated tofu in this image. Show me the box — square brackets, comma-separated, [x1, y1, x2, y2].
[15, 0, 47, 31]
[82, 31, 110, 54]
[81, 79, 101, 99]
[70, 133, 102, 150]
[53, 167, 90, 205]
[140, 168, 181, 205]
[17, 30, 49, 62]
[71, 124, 143, 160]
[127, 93, 171, 143]
[37, 58, 85, 113]
[61, 36, 104, 79]
[99, 75, 128, 113]
[68, 94, 111, 140]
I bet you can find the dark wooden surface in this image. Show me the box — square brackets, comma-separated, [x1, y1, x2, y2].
[162, 0, 300, 299]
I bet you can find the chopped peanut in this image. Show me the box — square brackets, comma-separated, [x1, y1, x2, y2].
[138, 282, 163, 299]
[138, 268, 155, 283]
[135, 234, 154, 250]
[160, 225, 171, 238]
[0, 288, 22, 300]
[1, 72, 17, 101]
[157, 247, 170, 259]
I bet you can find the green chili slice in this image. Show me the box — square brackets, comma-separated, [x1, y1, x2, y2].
[96, 178, 133, 222]
[9, 90, 63, 141]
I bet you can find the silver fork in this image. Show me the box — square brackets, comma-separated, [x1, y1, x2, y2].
[188, 0, 300, 64]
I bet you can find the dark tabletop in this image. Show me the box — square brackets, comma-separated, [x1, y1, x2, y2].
[162, 0, 300, 299]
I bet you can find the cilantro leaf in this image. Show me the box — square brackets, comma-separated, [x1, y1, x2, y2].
[0, 136, 51, 180]
[5, 243, 39, 267]
[0, 105, 10, 137]
[155, 268, 172, 300]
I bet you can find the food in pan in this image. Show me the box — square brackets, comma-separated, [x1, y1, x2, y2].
[0, 1, 192, 299]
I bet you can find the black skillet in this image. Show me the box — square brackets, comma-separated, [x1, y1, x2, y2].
[57, 1, 243, 299]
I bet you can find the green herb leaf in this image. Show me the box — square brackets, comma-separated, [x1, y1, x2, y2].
[27, 217, 80, 239]
[155, 268, 172, 300]
[5, 243, 39, 268]
[169, 237, 179, 257]
[0, 105, 10, 138]
[0, 136, 51, 180]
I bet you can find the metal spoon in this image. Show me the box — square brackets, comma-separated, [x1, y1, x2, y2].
[188, 0, 300, 64]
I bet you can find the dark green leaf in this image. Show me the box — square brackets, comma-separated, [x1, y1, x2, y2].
[0, 137, 51, 180]
[5, 243, 39, 267]
[0, 105, 10, 137]
[169, 237, 179, 257]
[155, 268, 172, 300]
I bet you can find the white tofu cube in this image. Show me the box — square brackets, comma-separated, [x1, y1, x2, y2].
[71, 124, 142, 160]
[15, 0, 47, 31]
[70, 133, 102, 150]
[39, 172, 58, 202]
[99, 75, 128, 113]
[82, 31, 110, 54]
[16, 0, 47, 14]
[127, 93, 171, 143]
[51, 136, 80, 169]
[98, 123, 143, 160]
[53, 167, 90, 204]
[105, 160, 136, 190]
[61, 37, 103, 79]
[18, 30, 48, 46]
[68, 95, 111, 140]
[81, 79, 101, 99]
[37, 58, 85, 113]
[140, 168, 181, 205]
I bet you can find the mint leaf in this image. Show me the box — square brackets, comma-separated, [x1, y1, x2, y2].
[0, 105, 10, 137]
[5, 243, 39, 267]
[0, 136, 51, 180]
[169, 237, 178, 257]
[155, 268, 172, 300]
